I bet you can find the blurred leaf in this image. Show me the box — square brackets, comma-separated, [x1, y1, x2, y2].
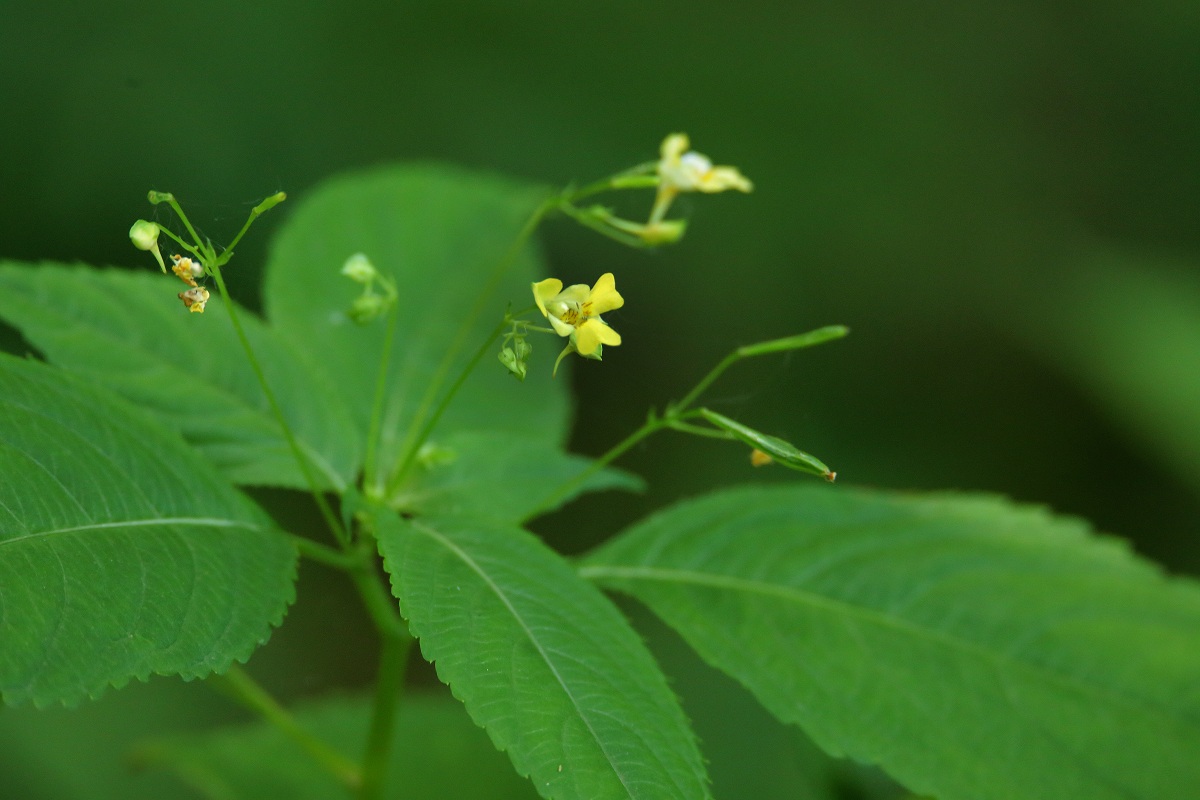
[137, 692, 538, 800]
[1036, 254, 1200, 492]
[582, 485, 1200, 800]
[396, 430, 643, 521]
[0, 677, 226, 800]
[263, 164, 570, 475]
[0, 262, 360, 491]
[376, 510, 711, 800]
[0, 355, 297, 707]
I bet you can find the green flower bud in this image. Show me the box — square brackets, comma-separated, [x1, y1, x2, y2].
[498, 346, 527, 381]
[341, 253, 378, 284]
[636, 219, 687, 246]
[129, 220, 166, 272]
[348, 293, 387, 324]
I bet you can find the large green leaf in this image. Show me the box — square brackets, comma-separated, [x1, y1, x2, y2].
[0, 355, 297, 707]
[262, 164, 571, 479]
[0, 262, 360, 491]
[136, 692, 538, 800]
[582, 485, 1200, 800]
[376, 511, 710, 800]
[395, 430, 643, 522]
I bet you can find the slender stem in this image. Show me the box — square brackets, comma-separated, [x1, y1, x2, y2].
[671, 352, 740, 414]
[665, 419, 734, 439]
[558, 202, 651, 249]
[155, 226, 202, 259]
[210, 666, 361, 789]
[162, 196, 204, 249]
[224, 197, 278, 254]
[520, 414, 664, 525]
[358, 634, 413, 800]
[208, 262, 349, 546]
[386, 315, 512, 494]
[387, 197, 555, 491]
[290, 534, 362, 570]
[565, 162, 657, 203]
[350, 561, 409, 639]
[364, 305, 400, 496]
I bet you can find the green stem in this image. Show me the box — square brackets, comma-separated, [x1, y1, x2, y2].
[665, 418, 734, 439]
[364, 305, 400, 496]
[290, 534, 362, 570]
[387, 197, 555, 491]
[155, 226, 202, 259]
[522, 328, 846, 521]
[210, 666, 361, 789]
[671, 351, 739, 414]
[160, 195, 204, 250]
[358, 633, 413, 800]
[386, 314, 514, 495]
[558, 202, 651, 249]
[223, 192, 286, 256]
[520, 413, 664, 525]
[208, 262, 349, 546]
[564, 162, 658, 203]
[349, 559, 409, 640]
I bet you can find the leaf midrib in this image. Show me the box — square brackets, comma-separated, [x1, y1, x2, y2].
[409, 519, 639, 798]
[579, 564, 1197, 732]
[1, 518, 263, 548]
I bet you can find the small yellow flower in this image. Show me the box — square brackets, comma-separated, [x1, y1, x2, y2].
[170, 254, 203, 287]
[652, 133, 752, 224]
[532, 272, 623, 357]
[658, 133, 752, 194]
[178, 286, 210, 313]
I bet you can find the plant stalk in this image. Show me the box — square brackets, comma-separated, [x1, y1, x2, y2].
[210, 666, 361, 789]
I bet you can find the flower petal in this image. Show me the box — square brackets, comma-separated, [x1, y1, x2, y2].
[576, 319, 621, 355]
[699, 166, 753, 193]
[588, 272, 624, 314]
[660, 133, 690, 164]
[592, 320, 621, 347]
[532, 278, 563, 319]
[547, 315, 575, 338]
[574, 320, 602, 356]
[556, 284, 590, 304]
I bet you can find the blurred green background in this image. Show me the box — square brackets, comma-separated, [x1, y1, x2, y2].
[2, 1, 1198, 797]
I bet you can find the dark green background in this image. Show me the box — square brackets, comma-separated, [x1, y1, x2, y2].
[2, 2, 1198, 797]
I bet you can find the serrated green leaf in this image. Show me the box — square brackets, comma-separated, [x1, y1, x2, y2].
[0, 262, 360, 491]
[582, 485, 1200, 800]
[376, 511, 710, 800]
[136, 692, 538, 800]
[395, 430, 644, 521]
[262, 164, 570, 476]
[0, 355, 297, 707]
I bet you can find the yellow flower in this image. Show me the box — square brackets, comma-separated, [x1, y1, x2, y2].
[657, 133, 752, 194]
[170, 254, 203, 287]
[532, 272, 623, 357]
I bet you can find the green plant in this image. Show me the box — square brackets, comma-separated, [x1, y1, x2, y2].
[1, 135, 1197, 800]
